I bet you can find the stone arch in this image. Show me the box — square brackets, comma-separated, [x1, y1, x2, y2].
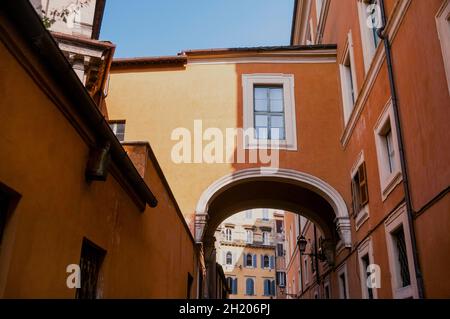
[195, 167, 351, 248]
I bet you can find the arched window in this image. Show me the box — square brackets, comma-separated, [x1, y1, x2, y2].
[226, 251, 232, 265]
[246, 254, 253, 267]
[263, 255, 270, 268]
[225, 228, 232, 241]
[246, 278, 255, 296]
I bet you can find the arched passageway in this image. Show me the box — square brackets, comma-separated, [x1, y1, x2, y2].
[195, 168, 351, 298]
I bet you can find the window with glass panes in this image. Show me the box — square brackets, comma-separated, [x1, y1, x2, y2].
[392, 226, 411, 288]
[384, 126, 395, 174]
[254, 86, 285, 140]
[339, 273, 348, 299]
[246, 230, 253, 244]
[361, 254, 374, 299]
[262, 231, 269, 245]
[226, 251, 233, 265]
[225, 228, 232, 241]
[367, 0, 381, 48]
[277, 243, 284, 257]
[108, 121, 125, 142]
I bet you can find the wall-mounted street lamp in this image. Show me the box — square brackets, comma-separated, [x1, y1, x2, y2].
[297, 235, 327, 262]
[279, 287, 298, 298]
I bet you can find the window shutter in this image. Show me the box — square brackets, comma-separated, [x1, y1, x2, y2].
[246, 279, 252, 295]
[263, 280, 268, 296]
[261, 255, 264, 269]
[270, 256, 275, 269]
[359, 162, 369, 206]
[233, 278, 238, 294]
[351, 178, 358, 218]
[253, 254, 257, 268]
[271, 280, 276, 296]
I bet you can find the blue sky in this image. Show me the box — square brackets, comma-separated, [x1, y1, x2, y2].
[100, 0, 295, 58]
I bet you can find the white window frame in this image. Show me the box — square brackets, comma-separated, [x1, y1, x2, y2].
[350, 151, 370, 230]
[242, 74, 297, 150]
[245, 253, 254, 268]
[226, 251, 233, 265]
[225, 228, 233, 241]
[374, 100, 402, 201]
[339, 31, 359, 125]
[357, 0, 382, 72]
[384, 203, 418, 299]
[357, 238, 378, 299]
[337, 263, 350, 299]
[315, 0, 324, 23]
[436, 0, 450, 95]
[246, 230, 254, 244]
[109, 121, 125, 142]
[307, 18, 316, 45]
[262, 231, 269, 245]
[303, 257, 309, 286]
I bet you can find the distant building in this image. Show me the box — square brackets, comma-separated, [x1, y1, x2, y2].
[31, 0, 113, 111]
[273, 212, 287, 299]
[215, 209, 284, 299]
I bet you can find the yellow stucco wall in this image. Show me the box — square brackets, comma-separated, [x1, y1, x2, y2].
[0, 37, 197, 298]
[106, 59, 346, 234]
[107, 64, 240, 229]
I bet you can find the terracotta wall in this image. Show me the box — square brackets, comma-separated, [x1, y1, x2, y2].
[0, 36, 198, 298]
[302, 0, 450, 298]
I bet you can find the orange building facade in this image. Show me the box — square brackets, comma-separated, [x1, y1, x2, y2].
[0, 1, 201, 298]
[106, 0, 449, 299]
[1, 0, 449, 299]
[284, 0, 450, 299]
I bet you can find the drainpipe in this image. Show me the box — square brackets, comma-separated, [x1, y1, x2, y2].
[313, 225, 321, 286]
[298, 217, 304, 298]
[377, 0, 425, 299]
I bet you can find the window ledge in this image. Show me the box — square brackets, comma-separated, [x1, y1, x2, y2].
[355, 205, 370, 231]
[381, 170, 402, 202]
[394, 285, 415, 299]
[245, 140, 298, 151]
[335, 240, 346, 255]
[340, 44, 386, 148]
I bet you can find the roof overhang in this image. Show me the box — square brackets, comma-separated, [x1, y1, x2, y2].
[0, 0, 157, 210]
